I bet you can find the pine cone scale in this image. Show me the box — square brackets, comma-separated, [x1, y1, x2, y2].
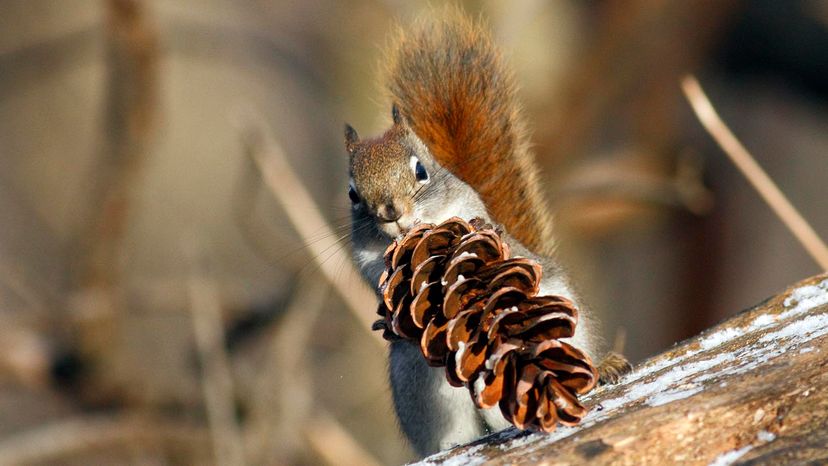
[382, 266, 407, 311]
[454, 232, 504, 262]
[410, 255, 445, 296]
[411, 281, 442, 328]
[446, 307, 480, 351]
[443, 255, 486, 285]
[443, 277, 485, 319]
[421, 317, 450, 365]
[390, 223, 430, 270]
[391, 296, 419, 339]
[487, 266, 540, 295]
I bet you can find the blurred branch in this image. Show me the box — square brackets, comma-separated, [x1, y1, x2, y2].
[187, 261, 247, 466]
[554, 151, 714, 214]
[240, 121, 384, 346]
[0, 182, 67, 317]
[535, 0, 737, 166]
[0, 26, 98, 103]
[304, 412, 384, 466]
[245, 279, 328, 464]
[75, 0, 159, 288]
[231, 153, 308, 272]
[0, 414, 207, 465]
[682, 76, 828, 271]
[67, 0, 161, 397]
[0, 317, 52, 388]
[553, 150, 714, 236]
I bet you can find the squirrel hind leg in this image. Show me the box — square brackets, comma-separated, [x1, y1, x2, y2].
[597, 352, 633, 385]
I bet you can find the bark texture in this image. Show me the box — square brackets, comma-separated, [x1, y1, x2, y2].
[417, 273, 828, 465]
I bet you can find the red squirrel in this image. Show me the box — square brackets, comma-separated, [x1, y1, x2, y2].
[345, 9, 630, 457]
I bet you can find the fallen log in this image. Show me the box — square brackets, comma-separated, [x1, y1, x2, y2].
[418, 273, 828, 465]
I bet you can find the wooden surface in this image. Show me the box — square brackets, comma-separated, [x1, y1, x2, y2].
[417, 273, 828, 466]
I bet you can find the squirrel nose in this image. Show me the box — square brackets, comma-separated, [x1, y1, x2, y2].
[377, 203, 401, 222]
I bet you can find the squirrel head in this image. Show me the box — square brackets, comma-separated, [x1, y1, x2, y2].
[345, 104, 484, 238]
[345, 105, 432, 237]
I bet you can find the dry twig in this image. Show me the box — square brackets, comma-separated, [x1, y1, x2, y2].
[0, 414, 206, 465]
[0, 318, 51, 388]
[67, 0, 161, 400]
[682, 75, 828, 271]
[303, 412, 384, 466]
[187, 259, 247, 466]
[240, 122, 383, 345]
[76, 0, 159, 288]
[245, 279, 328, 464]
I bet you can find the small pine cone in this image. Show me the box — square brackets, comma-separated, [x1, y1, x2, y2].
[376, 217, 598, 432]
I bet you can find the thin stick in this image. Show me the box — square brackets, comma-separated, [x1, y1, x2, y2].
[245, 280, 328, 464]
[77, 0, 159, 289]
[241, 123, 384, 345]
[303, 412, 384, 466]
[187, 263, 247, 466]
[0, 414, 206, 465]
[681, 75, 828, 271]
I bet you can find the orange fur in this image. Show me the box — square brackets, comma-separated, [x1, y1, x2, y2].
[383, 9, 555, 255]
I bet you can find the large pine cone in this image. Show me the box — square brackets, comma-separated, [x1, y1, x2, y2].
[373, 217, 598, 432]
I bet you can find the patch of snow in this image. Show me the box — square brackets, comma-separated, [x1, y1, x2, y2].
[799, 347, 814, 354]
[496, 432, 542, 451]
[757, 430, 776, 442]
[647, 386, 704, 407]
[708, 445, 753, 466]
[783, 279, 828, 317]
[699, 328, 743, 350]
[619, 345, 711, 387]
[438, 446, 487, 466]
[750, 314, 776, 328]
[757, 314, 828, 344]
[472, 374, 486, 399]
[457, 251, 478, 258]
[454, 342, 467, 369]
[600, 353, 730, 413]
[417, 444, 487, 466]
[752, 408, 765, 423]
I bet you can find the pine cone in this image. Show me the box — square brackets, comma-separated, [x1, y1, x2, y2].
[374, 217, 598, 432]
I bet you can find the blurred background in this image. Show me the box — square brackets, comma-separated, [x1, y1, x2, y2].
[0, 0, 826, 464]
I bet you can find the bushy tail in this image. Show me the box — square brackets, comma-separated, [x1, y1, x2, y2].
[384, 9, 555, 254]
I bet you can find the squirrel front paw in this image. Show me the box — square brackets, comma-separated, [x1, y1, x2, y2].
[597, 352, 632, 385]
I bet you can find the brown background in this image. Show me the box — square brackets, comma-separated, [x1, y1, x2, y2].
[0, 0, 826, 464]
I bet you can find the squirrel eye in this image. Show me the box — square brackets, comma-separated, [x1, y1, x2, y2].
[348, 184, 360, 204]
[410, 156, 429, 183]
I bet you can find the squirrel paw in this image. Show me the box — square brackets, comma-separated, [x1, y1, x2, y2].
[597, 352, 632, 385]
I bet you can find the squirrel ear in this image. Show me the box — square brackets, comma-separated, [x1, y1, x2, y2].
[344, 123, 359, 151]
[391, 104, 403, 125]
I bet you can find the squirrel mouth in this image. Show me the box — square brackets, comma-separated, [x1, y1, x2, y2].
[378, 219, 411, 238]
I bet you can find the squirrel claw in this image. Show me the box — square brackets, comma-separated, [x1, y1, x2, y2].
[597, 352, 632, 385]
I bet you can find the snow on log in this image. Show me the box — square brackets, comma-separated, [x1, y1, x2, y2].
[417, 274, 828, 465]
